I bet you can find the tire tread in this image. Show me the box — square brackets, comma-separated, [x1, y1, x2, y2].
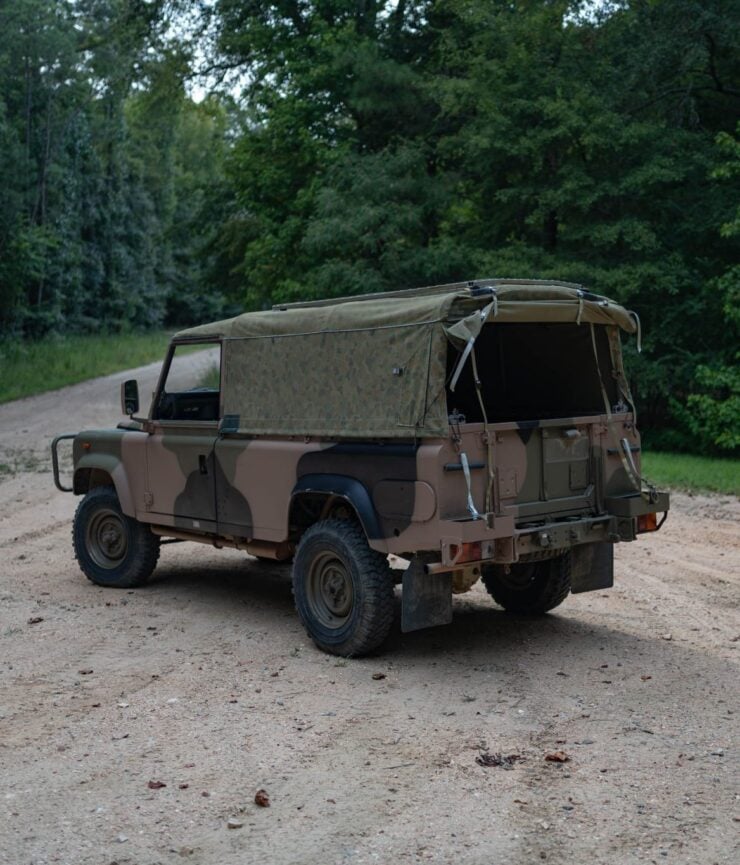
[482, 552, 571, 614]
[73, 486, 159, 588]
[293, 519, 394, 656]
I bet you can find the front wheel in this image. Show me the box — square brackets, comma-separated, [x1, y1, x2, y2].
[73, 486, 160, 588]
[481, 552, 571, 614]
[292, 519, 394, 656]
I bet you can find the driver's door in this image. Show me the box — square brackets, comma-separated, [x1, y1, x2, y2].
[144, 342, 221, 531]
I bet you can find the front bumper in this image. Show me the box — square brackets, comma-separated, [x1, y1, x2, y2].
[51, 433, 78, 492]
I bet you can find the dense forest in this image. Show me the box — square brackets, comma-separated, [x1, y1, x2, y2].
[0, 1, 737, 452]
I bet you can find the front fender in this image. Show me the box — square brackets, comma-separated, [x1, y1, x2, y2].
[72, 431, 137, 517]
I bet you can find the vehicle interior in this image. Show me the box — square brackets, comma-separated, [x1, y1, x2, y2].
[153, 343, 221, 422]
[446, 322, 619, 423]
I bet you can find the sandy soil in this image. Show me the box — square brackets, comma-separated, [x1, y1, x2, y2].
[0, 356, 738, 865]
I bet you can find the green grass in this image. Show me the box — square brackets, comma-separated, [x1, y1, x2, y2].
[642, 451, 739, 496]
[0, 331, 174, 404]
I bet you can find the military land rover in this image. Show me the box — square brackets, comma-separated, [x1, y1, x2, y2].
[52, 280, 669, 656]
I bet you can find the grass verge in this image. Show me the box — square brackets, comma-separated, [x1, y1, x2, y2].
[0, 331, 174, 404]
[642, 451, 739, 496]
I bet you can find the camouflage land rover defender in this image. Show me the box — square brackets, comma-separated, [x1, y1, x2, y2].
[52, 279, 669, 656]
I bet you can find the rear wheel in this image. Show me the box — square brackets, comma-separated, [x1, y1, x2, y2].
[73, 486, 160, 588]
[481, 552, 571, 614]
[292, 519, 394, 656]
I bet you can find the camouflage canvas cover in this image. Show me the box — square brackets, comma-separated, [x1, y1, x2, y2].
[175, 280, 638, 439]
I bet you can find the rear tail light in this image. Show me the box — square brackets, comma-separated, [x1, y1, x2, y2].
[637, 513, 658, 533]
[449, 541, 482, 564]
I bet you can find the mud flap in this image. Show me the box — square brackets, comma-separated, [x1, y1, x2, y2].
[570, 542, 614, 594]
[401, 560, 453, 633]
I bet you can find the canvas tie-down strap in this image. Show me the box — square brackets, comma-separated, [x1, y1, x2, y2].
[448, 299, 497, 392]
[448, 298, 497, 520]
[589, 324, 658, 504]
[630, 311, 642, 353]
[606, 326, 639, 426]
[469, 349, 496, 517]
[460, 452, 484, 521]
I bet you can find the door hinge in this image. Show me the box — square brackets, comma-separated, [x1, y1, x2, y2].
[144, 491, 154, 510]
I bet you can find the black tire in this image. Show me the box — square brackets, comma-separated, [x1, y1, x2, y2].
[481, 552, 571, 614]
[73, 486, 160, 588]
[292, 519, 394, 657]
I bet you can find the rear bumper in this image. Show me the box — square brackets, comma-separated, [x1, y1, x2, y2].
[605, 491, 670, 517]
[434, 491, 669, 568]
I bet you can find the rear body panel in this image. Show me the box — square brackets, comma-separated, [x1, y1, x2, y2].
[447, 414, 641, 525]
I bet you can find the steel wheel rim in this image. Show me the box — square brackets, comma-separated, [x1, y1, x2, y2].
[306, 552, 354, 630]
[86, 508, 127, 569]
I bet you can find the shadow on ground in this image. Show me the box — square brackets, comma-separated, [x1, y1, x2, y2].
[138, 552, 706, 680]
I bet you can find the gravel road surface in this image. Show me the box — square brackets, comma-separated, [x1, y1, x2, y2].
[0, 354, 738, 865]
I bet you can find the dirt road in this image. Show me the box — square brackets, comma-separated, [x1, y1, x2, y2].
[1, 357, 738, 865]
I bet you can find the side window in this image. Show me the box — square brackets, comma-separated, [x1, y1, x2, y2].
[153, 343, 221, 422]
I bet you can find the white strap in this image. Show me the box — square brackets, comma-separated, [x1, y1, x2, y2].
[460, 452, 483, 520]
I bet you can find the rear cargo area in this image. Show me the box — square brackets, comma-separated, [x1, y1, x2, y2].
[446, 322, 618, 422]
[446, 322, 634, 522]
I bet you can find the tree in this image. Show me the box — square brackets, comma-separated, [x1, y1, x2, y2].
[209, 0, 739, 450]
[0, 1, 737, 451]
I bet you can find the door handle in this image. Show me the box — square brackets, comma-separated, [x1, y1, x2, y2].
[199, 454, 208, 475]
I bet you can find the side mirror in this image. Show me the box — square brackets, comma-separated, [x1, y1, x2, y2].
[121, 379, 140, 416]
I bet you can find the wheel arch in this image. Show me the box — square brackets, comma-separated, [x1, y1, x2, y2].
[73, 455, 136, 517]
[290, 474, 387, 552]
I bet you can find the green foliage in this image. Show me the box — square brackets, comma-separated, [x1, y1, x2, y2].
[210, 0, 740, 453]
[676, 364, 740, 452]
[714, 124, 740, 239]
[301, 146, 463, 300]
[197, 362, 221, 390]
[0, 1, 738, 456]
[0, 0, 231, 338]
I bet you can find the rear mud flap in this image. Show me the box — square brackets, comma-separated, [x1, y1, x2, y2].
[401, 560, 453, 633]
[570, 542, 614, 594]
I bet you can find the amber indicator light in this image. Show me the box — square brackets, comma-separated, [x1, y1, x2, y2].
[637, 512, 658, 533]
[450, 541, 482, 563]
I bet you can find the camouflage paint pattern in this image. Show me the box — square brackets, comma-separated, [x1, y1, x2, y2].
[68, 280, 667, 574]
[73, 429, 147, 517]
[70, 413, 656, 563]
